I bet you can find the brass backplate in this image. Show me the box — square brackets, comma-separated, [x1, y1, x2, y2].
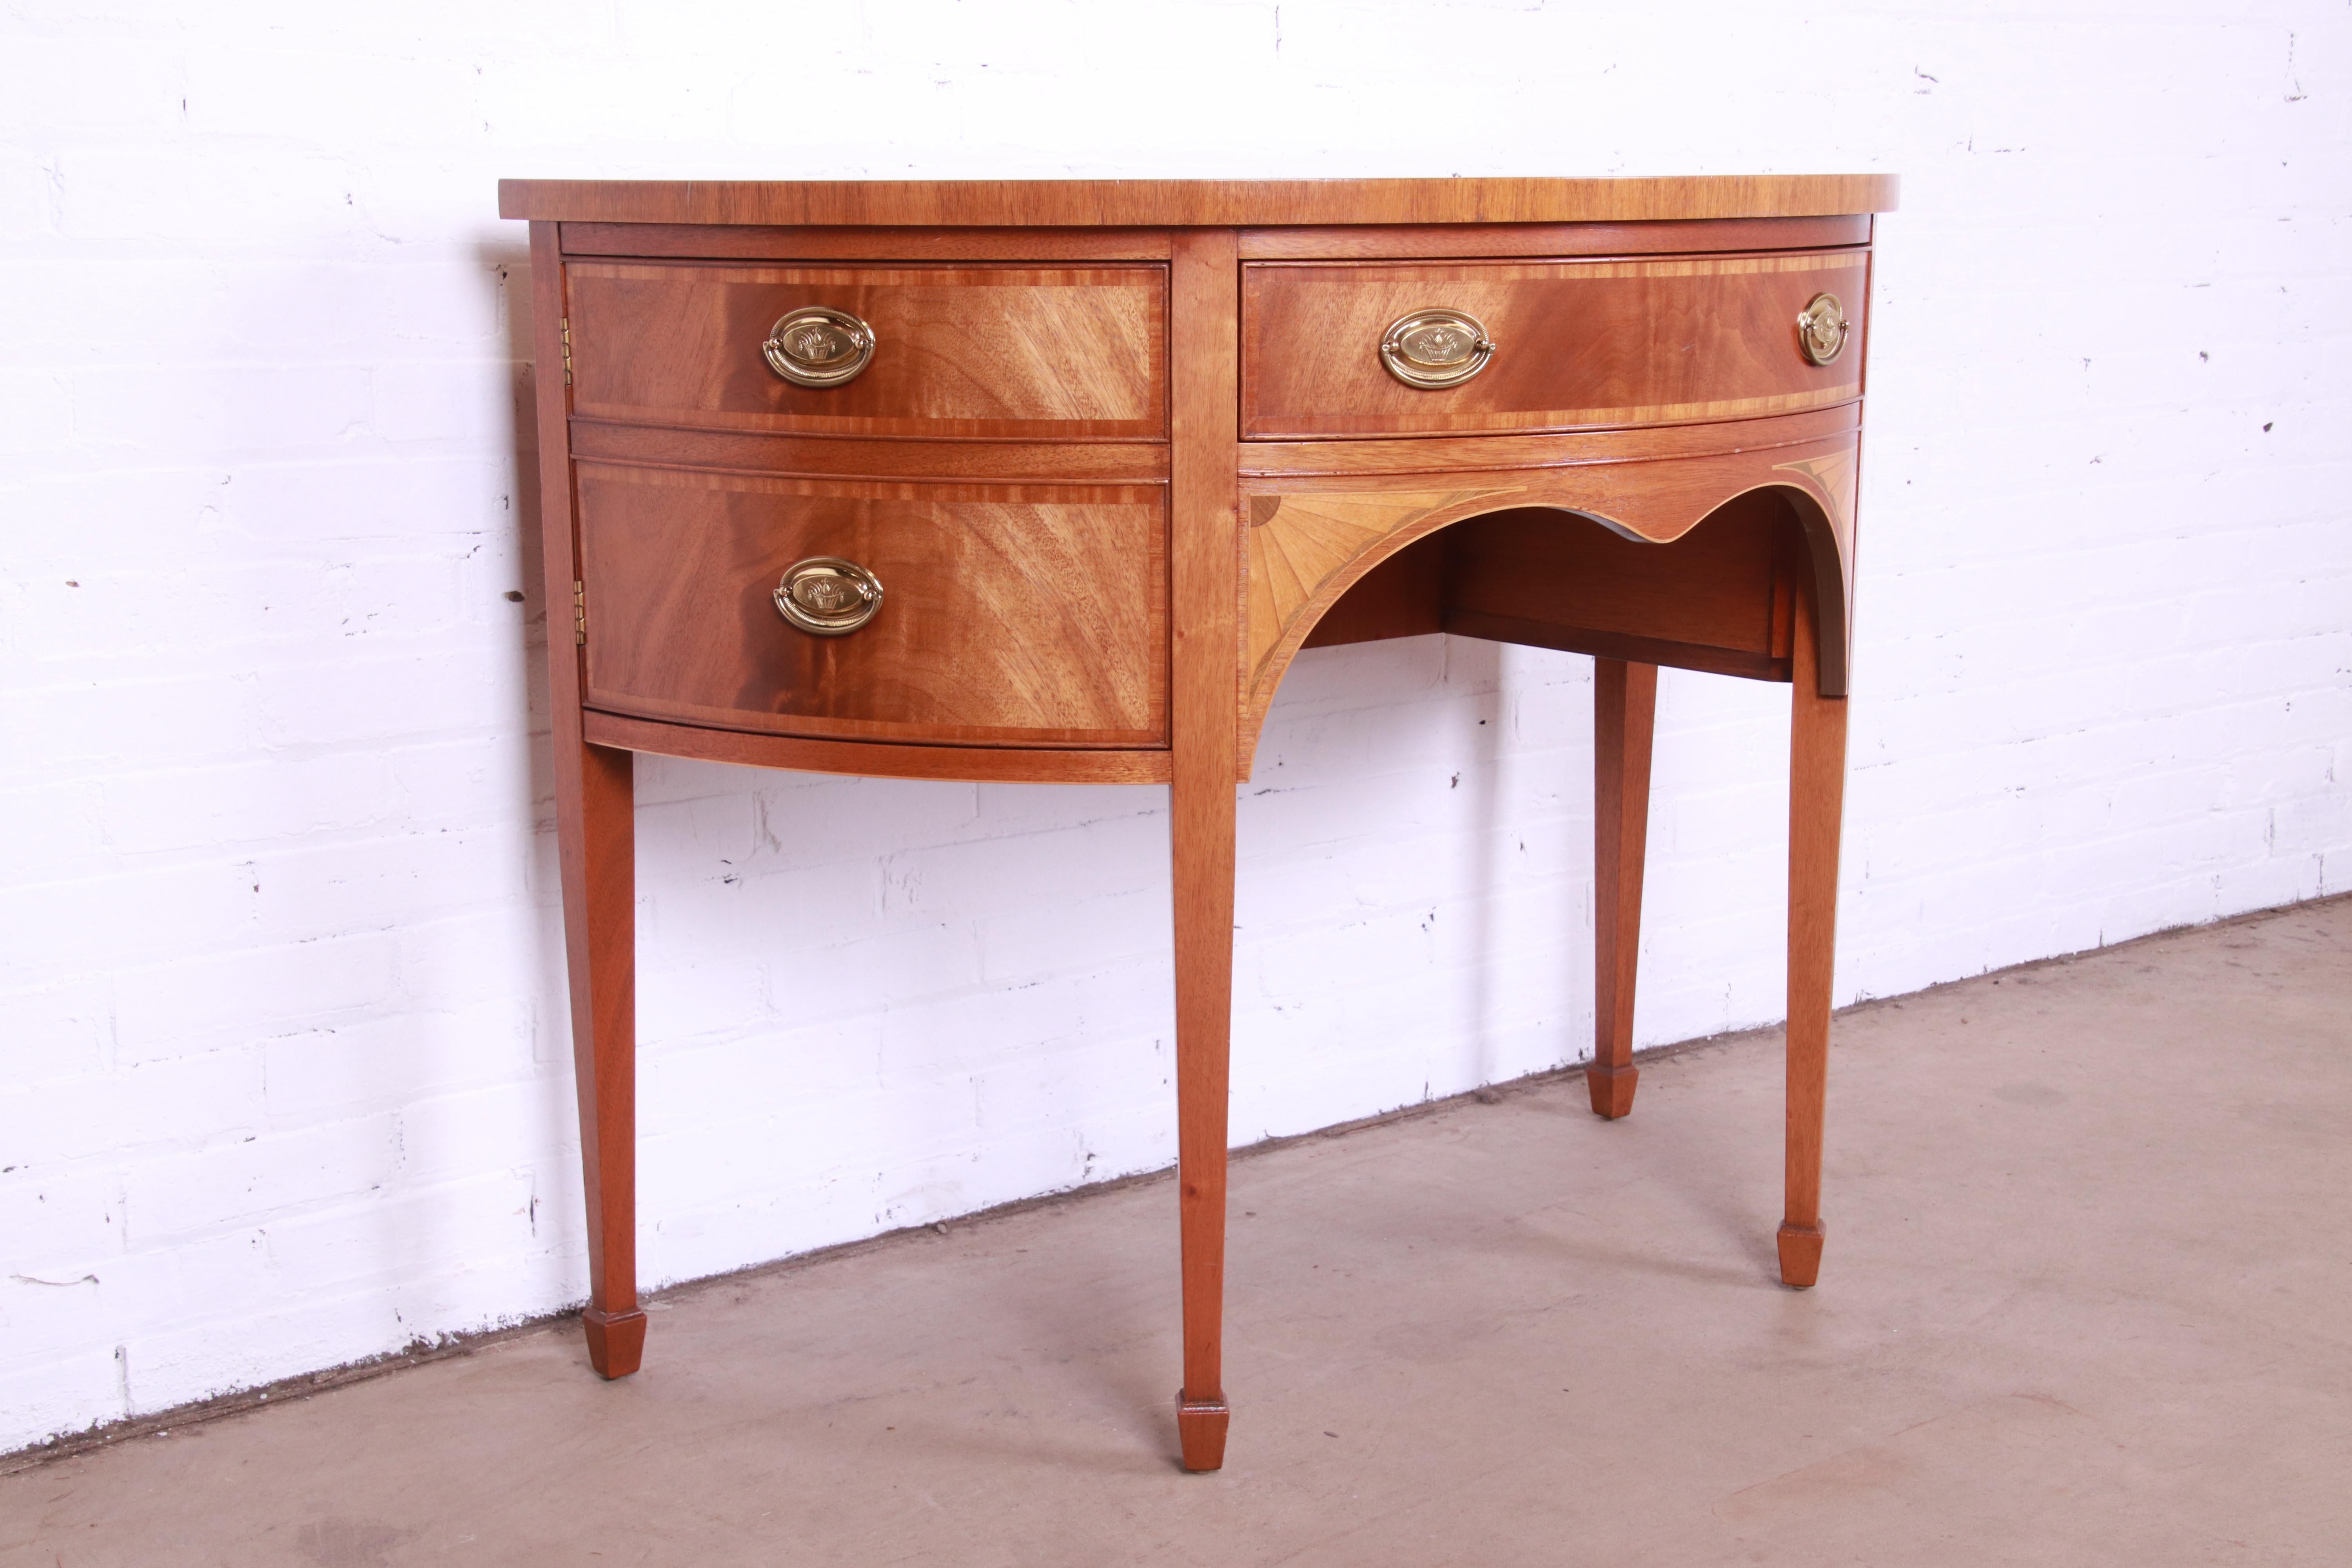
[1379, 307, 1497, 389]
[774, 557, 884, 635]
[1797, 292, 1850, 367]
[763, 306, 877, 388]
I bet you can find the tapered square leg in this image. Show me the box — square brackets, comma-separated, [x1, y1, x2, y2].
[559, 740, 643, 1372]
[1782, 583, 1846, 1288]
[1589, 659, 1657, 1120]
[1166, 228, 1243, 1471]
[531, 222, 647, 1379]
[1170, 755, 1235, 1470]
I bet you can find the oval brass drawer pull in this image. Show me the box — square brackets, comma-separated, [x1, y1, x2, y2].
[1379, 307, 1497, 389]
[1797, 292, 1850, 366]
[774, 557, 884, 635]
[763, 306, 877, 387]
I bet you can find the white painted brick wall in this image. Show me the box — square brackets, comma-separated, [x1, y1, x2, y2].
[4, 0, 2347, 1452]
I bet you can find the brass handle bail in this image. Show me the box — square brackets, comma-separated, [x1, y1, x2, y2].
[763, 306, 877, 387]
[1379, 307, 1497, 389]
[1796, 293, 1851, 366]
[775, 557, 884, 635]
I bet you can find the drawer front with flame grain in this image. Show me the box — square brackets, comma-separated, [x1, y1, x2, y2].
[577, 463, 1166, 748]
[566, 262, 1167, 441]
[1241, 249, 1867, 439]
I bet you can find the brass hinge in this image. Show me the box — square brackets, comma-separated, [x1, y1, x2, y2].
[572, 579, 586, 645]
[559, 316, 573, 385]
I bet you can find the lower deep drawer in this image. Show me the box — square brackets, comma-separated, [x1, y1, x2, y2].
[576, 463, 1166, 747]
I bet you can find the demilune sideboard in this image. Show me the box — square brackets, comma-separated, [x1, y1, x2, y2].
[497, 174, 1898, 1471]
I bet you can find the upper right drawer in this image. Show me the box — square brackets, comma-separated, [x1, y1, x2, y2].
[1241, 250, 1867, 440]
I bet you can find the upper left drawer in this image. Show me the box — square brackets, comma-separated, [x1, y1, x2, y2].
[564, 261, 1168, 440]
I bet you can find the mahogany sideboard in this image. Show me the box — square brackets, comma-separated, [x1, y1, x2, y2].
[497, 175, 1898, 1472]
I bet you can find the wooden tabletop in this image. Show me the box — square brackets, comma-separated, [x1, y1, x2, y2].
[497, 175, 1899, 228]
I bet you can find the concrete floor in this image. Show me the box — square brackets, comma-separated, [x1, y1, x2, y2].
[5, 900, 2347, 1566]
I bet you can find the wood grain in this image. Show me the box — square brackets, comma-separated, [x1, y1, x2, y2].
[568, 423, 1169, 484]
[1239, 403, 1860, 479]
[531, 223, 647, 1379]
[528, 221, 584, 780]
[567, 261, 1166, 440]
[501, 174, 1900, 227]
[1246, 484, 1526, 690]
[512, 187, 1887, 1453]
[1589, 659, 1657, 1120]
[1445, 495, 1789, 667]
[1772, 446, 1860, 668]
[1442, 495, 1796, 680]
[1442, 616, 1786, 683]
[573, 741, 643, 1379]
[1168, 227, 1241, 1474]
[582, 709, 1169, 783]
[577, 464, 1166, 747]
[1293, 499, 1796, 681]
[1780, 576, 1847, 1289]
[561, 223, 1174, 261]
[1238, 438, 1857, 763]
[1241, 250, 1868, 439]
[1298, 530, 1445, 648]
[1238, 215, 1870, 259]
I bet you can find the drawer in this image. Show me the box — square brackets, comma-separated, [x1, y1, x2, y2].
[1240, 249, 1867, 439]
[566, 262, 1166, 440]
[576, 463, 1165, 747]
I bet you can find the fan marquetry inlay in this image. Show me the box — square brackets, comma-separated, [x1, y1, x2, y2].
[1243, 487, 1523, 693]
